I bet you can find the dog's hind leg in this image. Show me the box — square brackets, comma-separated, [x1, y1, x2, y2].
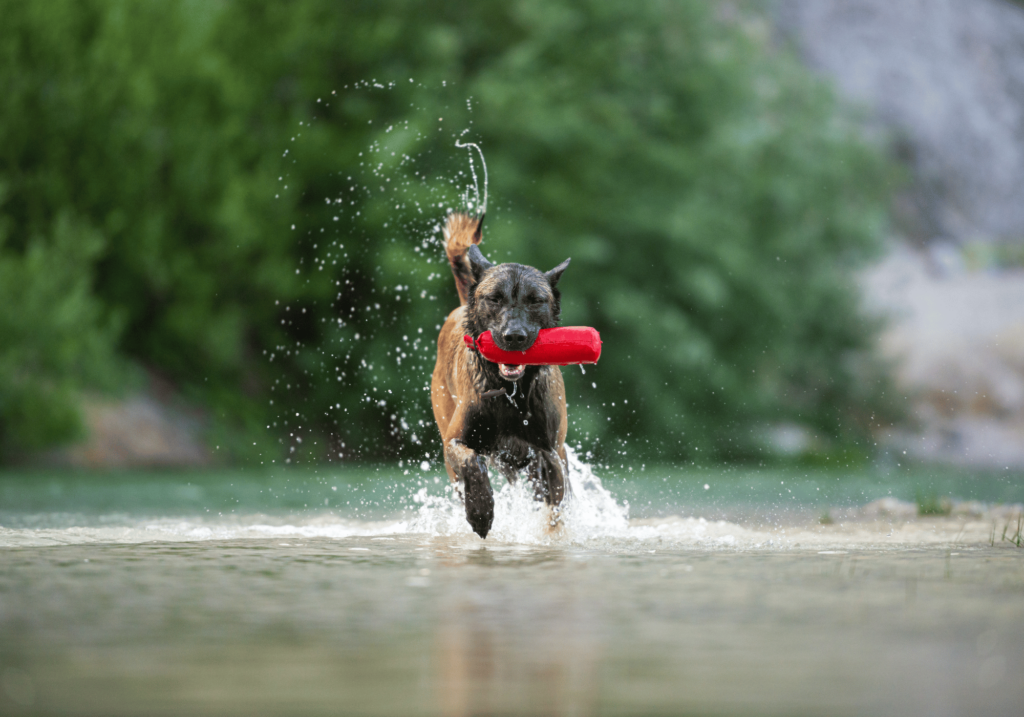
[526, 449, 569, 531]
[527, 449, 567, 507]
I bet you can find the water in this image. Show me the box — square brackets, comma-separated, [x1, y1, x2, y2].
[2, 456, 1023, 715]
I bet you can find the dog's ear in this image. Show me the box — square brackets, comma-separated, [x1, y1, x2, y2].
[545, 258, 571, 287]
[467, 244, 493, 283]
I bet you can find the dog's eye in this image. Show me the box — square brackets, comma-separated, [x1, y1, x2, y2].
[526, 295, 544, 305]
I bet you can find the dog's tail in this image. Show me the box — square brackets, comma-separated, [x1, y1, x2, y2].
[444, 212, 484, 306]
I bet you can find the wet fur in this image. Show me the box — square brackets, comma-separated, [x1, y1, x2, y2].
[431, 213, 571, 538]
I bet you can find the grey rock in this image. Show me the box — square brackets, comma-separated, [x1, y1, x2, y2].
[776, 0, 1024, 244]
[988, 502, 1024, 520]
[950, 500, 989, 518]
[46, 394, 211, 469]
[859, 497, 918, 519]
[863, 246, 1024, 467]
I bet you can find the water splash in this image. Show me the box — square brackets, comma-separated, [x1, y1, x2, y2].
[454, 140, 488, 214]
[402, 446, 630, 545]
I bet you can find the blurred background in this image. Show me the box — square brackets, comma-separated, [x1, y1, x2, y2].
[2, 0, 1023, 473]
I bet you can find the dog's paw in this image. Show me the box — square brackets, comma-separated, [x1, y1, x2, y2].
[463, 456, 494, 538]
[465, 497, 494, 539]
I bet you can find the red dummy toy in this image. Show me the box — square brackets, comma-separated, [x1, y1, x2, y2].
[463, 326, 601, 366]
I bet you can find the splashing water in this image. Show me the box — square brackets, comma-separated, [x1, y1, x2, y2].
[454, 139, 488, 214]
[403, 446, 630, 544]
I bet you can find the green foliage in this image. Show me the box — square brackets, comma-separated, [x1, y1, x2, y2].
[916, 493, 952, 517]
[0, 0, 896, 462]
[0, 210, 119, 456]
[440, 3, 895, 458]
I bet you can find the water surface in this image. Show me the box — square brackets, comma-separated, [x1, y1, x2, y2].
[2, 456, 1022, 715]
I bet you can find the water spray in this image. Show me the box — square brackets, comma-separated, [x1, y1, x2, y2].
[454, 140, 488, 215]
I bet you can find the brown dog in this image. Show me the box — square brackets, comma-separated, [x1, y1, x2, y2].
[431, 213, 571, 538]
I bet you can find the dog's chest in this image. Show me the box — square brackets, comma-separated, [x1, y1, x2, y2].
[463, 385, 557, 451]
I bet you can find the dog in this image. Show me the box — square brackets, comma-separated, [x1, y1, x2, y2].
[431, 213, 572, 538]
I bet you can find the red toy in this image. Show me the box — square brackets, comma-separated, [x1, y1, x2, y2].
[464, 326, 602, 366]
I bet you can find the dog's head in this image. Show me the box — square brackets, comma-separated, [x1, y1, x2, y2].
[466, 244, 570, 382]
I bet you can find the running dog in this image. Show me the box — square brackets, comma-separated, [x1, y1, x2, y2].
[431, 213, 571, 538]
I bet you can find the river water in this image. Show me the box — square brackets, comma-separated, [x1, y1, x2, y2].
[2, 454, 1023, 716]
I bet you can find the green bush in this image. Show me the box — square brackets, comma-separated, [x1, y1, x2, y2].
[0, 210, 119, 457]
[0, 0, 896, 463]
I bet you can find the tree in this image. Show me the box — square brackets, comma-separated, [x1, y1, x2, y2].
[0, 0, 893, 463]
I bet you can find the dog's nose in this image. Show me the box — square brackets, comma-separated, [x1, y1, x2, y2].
[502, 328, 529, 350]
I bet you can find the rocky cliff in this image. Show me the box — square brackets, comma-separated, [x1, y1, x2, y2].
[777, 0, 1024, 246]
[777, 0, 1024, 467]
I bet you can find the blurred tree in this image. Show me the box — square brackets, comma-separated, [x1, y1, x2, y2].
[0, 211, 118, 456]
[0, 0, 894, 463]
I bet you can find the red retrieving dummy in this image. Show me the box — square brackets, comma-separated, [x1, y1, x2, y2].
[464, 327, 602, 366]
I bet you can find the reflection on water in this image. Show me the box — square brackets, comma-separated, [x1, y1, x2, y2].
[434, 548, 600, 717]
[1, 455, 1023, 715]
[1, 538, 1022, 716]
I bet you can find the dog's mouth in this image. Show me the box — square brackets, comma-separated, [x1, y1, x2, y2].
[498, 363, 526, 381]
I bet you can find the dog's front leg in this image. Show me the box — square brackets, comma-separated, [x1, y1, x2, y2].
[443, 429, 494, 538]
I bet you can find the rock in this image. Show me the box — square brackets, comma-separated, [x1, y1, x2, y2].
[775, 0, 1024, 245]
[862, 246, 1024, 467]
[988, 503, 1024, 521]
[764, 423, 816, 456]
[950, 500, 989, 518]
[45, 393, 211, 469]
[834, 499, 1021, 523]
[776, 1, 1024, 467]
[859, 497, 918, 519]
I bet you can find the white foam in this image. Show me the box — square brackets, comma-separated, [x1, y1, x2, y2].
[395, 446, 632, 544]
